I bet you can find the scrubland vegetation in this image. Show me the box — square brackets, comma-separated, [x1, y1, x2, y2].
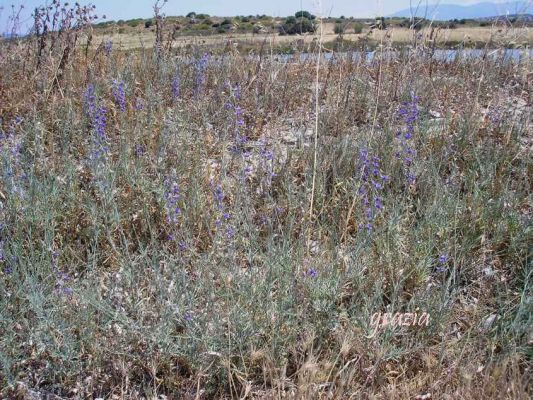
[0, 2, 531, 399]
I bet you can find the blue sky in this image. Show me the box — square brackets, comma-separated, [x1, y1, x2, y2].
[0, 1, 510, 34]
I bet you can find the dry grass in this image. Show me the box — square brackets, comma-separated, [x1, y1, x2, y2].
[85, 25, 533, 51]
[0, 10, 531, 399]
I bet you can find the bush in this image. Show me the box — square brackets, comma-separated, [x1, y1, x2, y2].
[353, 22, 363, 34]
[128, 20, 140, 28]
[375, 17, 387, 30]
[279, 17, 316, 35]
[144, 20, 153, 29]
[334, 24, 345, 35]
[295, 10, 315, 20]
[286, 16, 296, 24]
[278, 11, 317, 35]
[186, 12, 196, 18]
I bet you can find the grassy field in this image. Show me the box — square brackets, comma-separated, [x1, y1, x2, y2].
[88, 24, 533, 51]
[0, 8, 532, 400]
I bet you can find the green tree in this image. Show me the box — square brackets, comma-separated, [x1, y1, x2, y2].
[295, 10, 315, 20]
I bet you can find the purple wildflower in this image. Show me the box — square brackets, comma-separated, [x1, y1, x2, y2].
[90, 106, 109, 160]
[194, 52, 209, 96]
[172, 73, 180, 101]
[258, 139, 276, 189]
[3, 252, 16, 275]
[214, 185, 225, 210]
[163, 177, 181, 225]
[134, 144, 146, 157]
[357, 147, 387, 233]
[83, 85, 109, 155]
[487, 105, 503, 125]
[112, 79, 126, 112]
[83, 85, 111, 192]
[396, 92, 419, 184]
[306, 268, 318, 278]
[226, 227, 236, 238]
[104, 39, 112, 56]
[51, 250, 73, 296]
[435, 254, 448, 272]
[134, 97, 145, 111]
[82, 84, 97, 116]
[211, 182, 235, 240]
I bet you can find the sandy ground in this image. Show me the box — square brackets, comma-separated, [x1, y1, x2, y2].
[89, 25, 533, 50]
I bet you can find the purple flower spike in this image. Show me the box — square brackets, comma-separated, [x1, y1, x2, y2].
[163, 177, 181, 225]
[396, 92, 420, 184]
[104, 39, 112, 56]
[112, 79, 126, 112]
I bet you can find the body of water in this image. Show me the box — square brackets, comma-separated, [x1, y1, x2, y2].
[275, 48, 532, 63]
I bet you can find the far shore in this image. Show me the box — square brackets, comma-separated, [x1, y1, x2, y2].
[86, 25, 532, 53]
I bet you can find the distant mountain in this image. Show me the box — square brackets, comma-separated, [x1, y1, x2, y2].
[390, 1, 533, 21]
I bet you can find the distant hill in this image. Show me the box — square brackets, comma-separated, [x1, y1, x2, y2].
[390, 1, 533, 21]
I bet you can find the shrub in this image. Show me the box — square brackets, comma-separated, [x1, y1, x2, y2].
[353, 22, 363, 34]
[295, 10, 315, 20]
[279, 18, 316, 35]
[375, 17, 387, 30]
[126, 19, 143, 28]
[144, 20, 153, 29]
[286, 16, 296, 24]
[334, 24, 345, 35]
